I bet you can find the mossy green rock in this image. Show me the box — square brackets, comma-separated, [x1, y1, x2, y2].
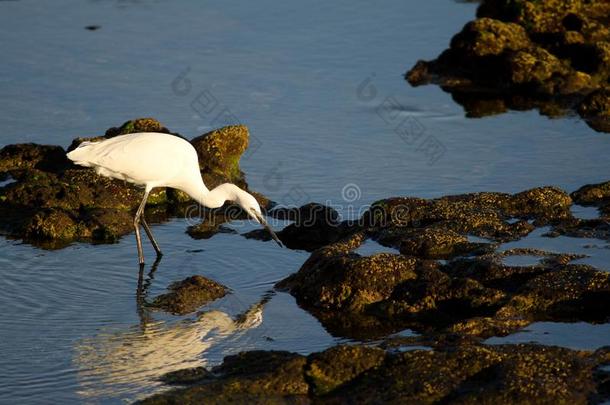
[190, 125, 249, 185]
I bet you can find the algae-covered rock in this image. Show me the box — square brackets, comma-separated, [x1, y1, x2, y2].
[406, 0, 610, 132]
[0, 143, 69, 174]
[138, 351, 309, 405]
[571, 180, 610, 205]
[150, 275, 228, 315]
[276, 184, 610, 339]
[190, 125, 249, 185]
[450, 18, 531, 57]
[141, 344, 610, 404]
[276, 233, 434, 313]
[160, 367, 214, 385]
[305, 345, 385, 396]
[0, 119, 266, 247]
[325, 344, 606, 404]
[388, 227, 493, 259]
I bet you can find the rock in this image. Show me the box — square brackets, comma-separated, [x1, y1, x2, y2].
[140, 344, 610, 404]
[383, 227, 493, 259]
[578, 88, 610, 132]
[325, 344, 607, 404]
[244, 203, 355, 251]
[161, 367, 214, 385]
[190, 125, 249, 186]
[0, 119, 267, 246]
[450, 18, 531, 57]
[508, 47, 568, 88]
[275, 185, 610, 339]
[0, 143, 70, 174]
[305, 345, 385, 396]
[138, 351, 309, 404]
[406, 0, 610, 132]
[150, 275, 228, 316]
[572, 180, 610, 205]
[276, 232, 436, 313]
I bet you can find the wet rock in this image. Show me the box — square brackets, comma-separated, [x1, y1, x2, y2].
[0, 143, 70, 174]
[578, 88, 610, 132]
[406, 0, 610, 132]
[277, 232, 436, 313]
[150, 275, 228, 316]
[305, 345, 385, 396]
[138, 351, 309, 404]
[0, 119, 267, 246]
[244, 203, 354, 251]
[572, 180, 610, 205]
[325, 344, 608, 404]
[141, 344, 610, 404]
[161, 367, 214, 385]
[383, 227, 494, 259]
[279, 199, 610, 339]
[548, 218, 610, 241]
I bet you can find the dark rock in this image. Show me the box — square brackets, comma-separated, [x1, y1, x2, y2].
[406, 0, 610, 132]
[244, 203, 354, 251]
[571, 180, 610, 205]
[276, 232, 437, 313]
[150, 275, 228, 316]
[0, 119, 268, 246]
[161, 367, 214, 385]
[0, 143, 70, 174]
[138, 351, 309, 404]
[578, 88, 610, 132]
[276, 185, 610, 339]
[141, 344, 610, 404]
[305, 345, 385, 396]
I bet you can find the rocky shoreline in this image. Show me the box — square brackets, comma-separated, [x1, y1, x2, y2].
[2, 121, 610, 403]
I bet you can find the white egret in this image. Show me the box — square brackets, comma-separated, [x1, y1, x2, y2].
[67, 132, 282, 264]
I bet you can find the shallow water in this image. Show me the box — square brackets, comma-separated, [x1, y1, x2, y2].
[1, 0, 610, 403]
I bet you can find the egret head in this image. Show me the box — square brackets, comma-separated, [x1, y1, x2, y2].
[231, 186, 283, 247]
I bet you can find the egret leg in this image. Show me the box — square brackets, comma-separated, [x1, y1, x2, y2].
[134, 189, 150, 265]
[141, 216, 163, 257]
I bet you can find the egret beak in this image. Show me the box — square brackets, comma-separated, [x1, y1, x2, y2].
[252, 210, 283, 247]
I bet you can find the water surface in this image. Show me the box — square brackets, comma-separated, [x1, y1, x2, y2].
[1, 0, 610, 403]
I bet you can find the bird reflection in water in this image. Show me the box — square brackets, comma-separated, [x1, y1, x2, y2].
[74, 259, 274, 400]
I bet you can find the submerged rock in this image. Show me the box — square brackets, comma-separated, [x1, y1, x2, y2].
[406, 0, 610, 132]
[139, 343, 610, 404]
[0, 119, 266, 246]
[150, 275, 228, 316]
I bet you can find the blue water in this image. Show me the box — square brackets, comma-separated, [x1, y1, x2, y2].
[1, 0, 610, 403]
